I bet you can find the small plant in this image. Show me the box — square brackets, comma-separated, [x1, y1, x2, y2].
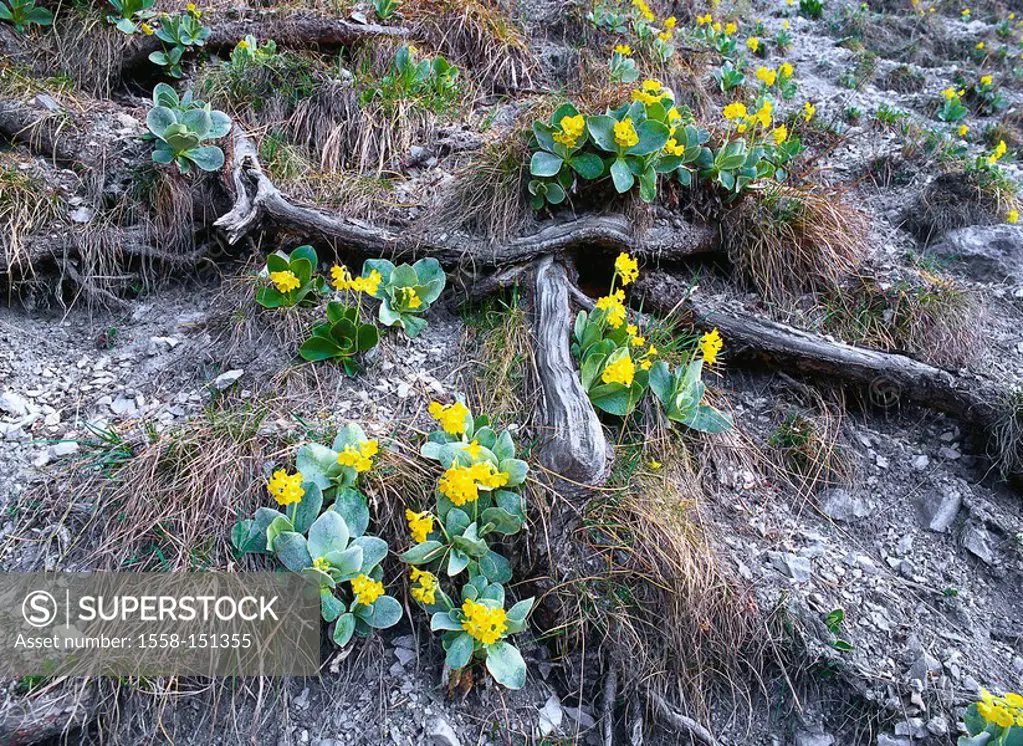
[106, 0, 155, 34]
[373, 0, 399, 20]
[255, 244, 327, 309]
[958, 690, 1023, 745]
[823, 607, 853, 652]
[299, 303, 380, 372]
[937, 86, 968, 122]
[649, 354, 733, 432]
[362, 258, 446, 338]
[229, 34, 278, 69]
[0, 0, 52, 33]
[971, 75, 1007, 116]
[146, 83, 230, 172]
[608, 45, 639, 84]
[715, 61, 746, 92]
[401, 399, 533, 689]
[149, 5, 211, 78]
[360, 45, 460, 116]
[799, 0, 824, 19]
[232, 424, 402, 647]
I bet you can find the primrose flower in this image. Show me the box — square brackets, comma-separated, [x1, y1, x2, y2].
[464, 440, 482, 459]
[351, 574, 384, 606]
[772, 124, 788, 144]
[410, 567, 438, 605]
[803, 101, 816, 121]
[640, 344, 657, 370]
[724, 21, 737, 35]
[461, 598, 507, 645]
[405, 509, 435, 543]
[712, 21, 722, 32]
[614, 251, 639, 285]
[358, 269, 382, 295]
[976, 41, 985, 50]
[595, 289, 627, 329]
[627, 324, 644, 346]
[632, 82, 665, 105]
[664, 15, 676, 29]
[980, 74, 993, 86]
[961, 7, 970, 18]
[782, 18, 790, 29]
[613, 117, 640, 148]
[723, 102, 748, 120]
[696, 13, 712, 25]
[141, 22, 154, 34]
[988, 139, 1008, 165]
[958, 124, 969, 136]
[397, 287, 422, 309]
[267, 468, 304, 506]
[312, 556, 331, 574]
[337, 439, 378, 473]
[614, 43, 632, 55]
[553, 113, 586, 148]
[438, 462, 510, 506]
[269, 270, 301, 294]
[779, 61, 794, 77]
[756, 66, 777, 86]
[429, 400, 470, 435]
[746, 36, 760, 53]
[700, 328, 724, 365]
[664, 137, 685, 156]
[1008, 209, 1019, 224]
[941, 87, 957, 100]
[602, 354, 636, 387]
[658, 30, 673, 42]
[237, 39, 250, 50]
[753, 100, 773, 128]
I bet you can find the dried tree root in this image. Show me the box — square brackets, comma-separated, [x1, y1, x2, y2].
[216, 129, 716, 269]
[650, 694, 718, 746]
[532, 257, 611, 490]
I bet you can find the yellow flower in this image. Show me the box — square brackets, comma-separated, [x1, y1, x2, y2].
[782, 18, 790, 29]
[772, 124, 788, 144]
[330, 264, 353, 290]
[438, 462, 509, 506]
[405, 509, 435, 543]
[553, 113, 586, 148]
[1008, 209, 1019, 224]
[337, 440, 377, 473]
[614, 43, 632, 55]
[595, 289, 627, 329]
[630, 333, 645, 347]
[961, 7, 970, 17]
[601, 354, 635, 387]
[696, 13, 712, 25]
[667, 107, 682, 123]
[429, 400, 470, 435]
[312, 556, 331, 574]
[700, 328, 723, 365]
[724, 21, 737, 35]
[779, 61, 794, 77]
[756, 66, 777, 86]
[723, 102, 748, 120]
[1003, 692, 1023, 707]
[237, 39, 250, 50]
[614, 118, 639, 148]
[141, 22, 154, 34]
[941, 87, 957, 101]
[269, 270, 301, 293]
[410, 567, 438, 605]
[614, 251, 639, 285]
[658, 30, 673, 42]
[803, 101, 816, 121]
[397, 287, 423, 309]
[958, 124, 969, 136]
[976, 41, 985, 50]
[664, 137, 685, 156]
[461, 598, 507, 645]
[746, 36, 760, 53]
[990, 706, 1014, 728]
[464, 440, 482, 459]
[753, 100, 773, 128]
[712, 21, 722, 32]
[639, 344, 657, 370]
[664, 15, 676, 29]
[648, 459, 662, 470]
[356, 269, 382, 295]
[980, 74, 993, 86]
[351, 574, 384, 606]
[988, 139, 1008, 164]
[267, 469, 304, 506]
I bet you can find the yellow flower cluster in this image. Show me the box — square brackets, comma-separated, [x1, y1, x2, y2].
[980, 74, 993, 86]
[464, 440, 482, 459]
[267, 469, 304, 506]
[351, 574, 384, 606]
[438, 462, 510, 506]
[725, 101, 772, 134]
[664, 15, 676, 29]
[410, 567, 438, 605]
[602, 354, 636, 386]
[700, 328, 724, 365]
[664, 137, 685, 156]
[1008, 208, 1019, 224]
[614, 251, 639, 285]
[405, 509, 434, 543]
[396, 286, 423, 309]
[772, 124, 788, 144]
[429, 400, 470, 435]
[331, 265, 382, 294]
[461, 598, 507, 645]
[596, 289, 627, 329]
[977, 689, 1023, 728]
[746, 36, 759, 53]
[632, 79, 669, 106]
[755, 66, 777, 86]
[631, 0, 654, 22]
[312, 556, 331, 573]
[613, 117, 640, 148]
[696, 13, 712, 24]
[337, 439, 378, 473]
[988, 139, 1008, 165]
[780, 62, 794, 77]
[553, 113, 586, 149]
[614, 43, 632, 55]
[803, 101, 816, 121]
[723, 102, 748, 121]
[270, 270, 301, 294]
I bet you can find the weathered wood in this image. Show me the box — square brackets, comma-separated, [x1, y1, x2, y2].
[532, 257, 611, 490]
[0, 685, 95, 746]
[216, 129, 717, 269]
[650, 694, 718, 746]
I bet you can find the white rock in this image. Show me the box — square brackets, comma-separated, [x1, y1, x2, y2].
[49, 441, 80, 458]
[211, 369, 244, 390]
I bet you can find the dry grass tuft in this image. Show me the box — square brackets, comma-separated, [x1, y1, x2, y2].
[768, 397, 854, 498]
[724, 184, 868, 305]
[821, 270, 980, 368]
[991, 388, 1023, 479]
[904, 170, 1014, 245]
[47, 8, 132, 98]
[0, 157, 63, 285]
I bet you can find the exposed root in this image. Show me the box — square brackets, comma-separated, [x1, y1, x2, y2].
[650, 693, 719, 746]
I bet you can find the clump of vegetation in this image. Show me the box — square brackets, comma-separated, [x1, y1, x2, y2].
[0, 160, 62, 282]
[146, 83, 231, 173]
[363, 258, 447, 338]
[0, 0, 52, 33]
[105, 0, 155, 34]
[148, 4, 211, 78]
[905, 169, 1015, 243]
[958, 690, 1023, 745]
[768, 406, 851, 492]
[881, 64, 925, 93]
[255, 245, 328, 309]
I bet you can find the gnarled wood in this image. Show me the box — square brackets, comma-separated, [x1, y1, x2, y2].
[216, 129, 717, 269]
[532, 257, 611, 491]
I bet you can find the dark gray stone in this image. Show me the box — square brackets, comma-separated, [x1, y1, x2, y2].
[819, 488, 871, 522]
[918, 487, 961, 532]
[931, 224, 1023, 283]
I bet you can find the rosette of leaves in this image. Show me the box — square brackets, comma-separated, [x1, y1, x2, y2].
[255, 244, 326, 309]
[937, 94, 968, 123]
[587, 100, 671, 202]
[299, 303, 379, 372]
[0, 0, 52, 33]
[657, 123, 711, 188]
[572, 310, 649, 416]
[231, 485, 400, 647]
[363, 258, 445, 338]
[609, 50, 639, 84]
[760, 135, 805, 182]
[149, 11, 210, 78]
[648, 359, 733, 433]
[958, 704, 1021, 746]
[699, 138, 767, 194]
[146, 83, 231, 173]
[430, 577, 533, 690]
[106, 0, 155, 34]
[294, 424, 379, 493]
[529, 103, 605, 207]
[714, 61, 745, 92]
[404, 410, 528, 582]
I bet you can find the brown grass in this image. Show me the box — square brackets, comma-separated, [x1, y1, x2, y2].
[0, 156, 63, 286]
[767, 395, 854, 499]
[724, 184, 868, 305]
[903, 170, 1012, 245]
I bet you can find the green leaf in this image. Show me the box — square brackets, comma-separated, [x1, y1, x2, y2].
[485, 641, 527, 689]
[447, 548, 470, 576]
[481, 507, 522, 536]
[273, 531, 312, 572]
[569, 152, 604, 179]
[351, 535, 388, 572]
[431, 611, 463, 631]
[146, 106, 177, 138]
[332, 613, 356, 646]
[399, 540, 446, 564]
[499, 458, 528, 486]
[307, 510, 350, 557]
[295, 443, 340, 489]
[185, 145, 225, 172]
[357, 595, 402, 628]
[530, 150, 564, 178]
[679, 404, 733, 433]
[290, 482, 322, 535]
[321, 589, 345, 622]
[586, 115, 617, 152]
[325, 545, 363, 576]
[610, 158, 634, 193]
[479, 550, 512, 583]
[332, 488, 370, 537]
[627, 120, 670, 156]
[445, 632, 474, 669]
